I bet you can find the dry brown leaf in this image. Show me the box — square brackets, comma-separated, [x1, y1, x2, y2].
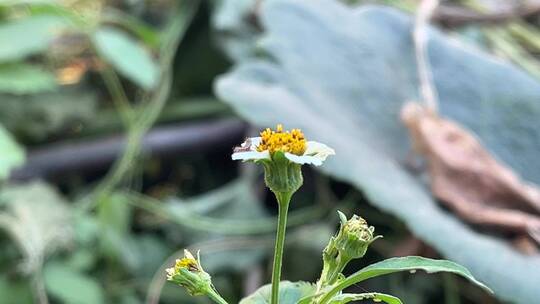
[55, 60, 89, 85]
[401, 102, 540, 244]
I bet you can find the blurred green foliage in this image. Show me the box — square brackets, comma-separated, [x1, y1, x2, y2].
[0, 0, 538, 303]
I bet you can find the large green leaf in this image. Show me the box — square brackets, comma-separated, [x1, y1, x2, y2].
[319, 257, 491, 303]
[0, 15, 70, 62]
[240, 281, 315, 304]
[0, 63, 57, 94]
[214, 1, 540, 302]
[0, 124, 24, 180]
[93, 27, 159, 90]
[44, 262, 105, 304]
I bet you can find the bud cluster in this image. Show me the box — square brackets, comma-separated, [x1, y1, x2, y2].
[333, 212, 377, 260]
[317, 212, 381, 289]
[166, 250, 213, 296]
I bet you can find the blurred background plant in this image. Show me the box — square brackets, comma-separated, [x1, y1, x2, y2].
[0, 0, 539, 303]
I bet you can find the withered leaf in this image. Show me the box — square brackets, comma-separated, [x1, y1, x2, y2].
[401, 102, 540, 244]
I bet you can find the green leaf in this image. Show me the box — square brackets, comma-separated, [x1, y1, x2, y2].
[358, 257, 491, 291]
[101, 8, 160, 48]
[93, 26, 159, 90]
[44, 262, 105, 304]
[0, 124, 24, 180]
[239, 281, 315, 304]
[0, 0, 56, 5]
[329, 293, 403, 304]
[98, 192, 138, 270]
[0, 63, 57, 94]
[0, 276, 33, 304]
[215, 1, 540, 303]
[0, 182, 72, 272]
[0, 89, 97, 141]
[0, 15, 70, 62]
[319, 257, 491, 304]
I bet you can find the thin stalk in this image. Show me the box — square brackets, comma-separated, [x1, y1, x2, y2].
[99, 66, 134, 127]
[32, 271, 49, 304]
[271, 191, 292, 304]
[127, 191, 325, 235]
[443, 273, 461, 304]
[414, 0, 440, 112]
[81, 0, 200, 212]
[207, 288, 229, 304]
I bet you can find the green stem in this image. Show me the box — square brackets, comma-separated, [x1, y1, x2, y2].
[271, 191, 292, 304]
[443, 273, 461, 304]
[99, 66, 134, 127]
[321, 254, 351, 288]
[207, 288, 229, 304]
[318, 270, 372, 304]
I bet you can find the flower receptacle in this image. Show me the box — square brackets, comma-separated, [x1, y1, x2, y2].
[260, 151, 303, 199]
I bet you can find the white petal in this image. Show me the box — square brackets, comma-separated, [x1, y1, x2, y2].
[249, 137, 262, 149]
[304, 141, 335, 160]
[232, 150, 270, 161]
[285, 153, 323, 166]
[184, 249, 195, 260]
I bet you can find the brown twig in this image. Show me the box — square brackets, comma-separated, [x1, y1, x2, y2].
[434, 3, 540, 27]
[414, 0, 440, 112]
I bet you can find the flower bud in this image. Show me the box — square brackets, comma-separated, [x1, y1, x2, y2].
[333, 211, 380, 260]
[317, 212, 382, 289]
[166, 250, 213, 296]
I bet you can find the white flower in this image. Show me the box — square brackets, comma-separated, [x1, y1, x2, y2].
[232, 125, 335, 166]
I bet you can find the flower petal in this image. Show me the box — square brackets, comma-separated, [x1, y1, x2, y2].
[304, 141, 335, 160]
[249, 137, 262, 148]
[232, 150, 270, 161]
[285, 152, 323, 166]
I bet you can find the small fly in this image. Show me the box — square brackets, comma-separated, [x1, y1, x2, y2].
[233, 137, 254, 153]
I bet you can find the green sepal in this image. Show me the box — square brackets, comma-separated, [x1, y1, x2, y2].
[258, 151, 303, 198]
[169, 268, 213, 296]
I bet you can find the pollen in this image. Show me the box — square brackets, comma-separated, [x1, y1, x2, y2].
[175, 257, 199, 272]
[257, 124, 307, 155]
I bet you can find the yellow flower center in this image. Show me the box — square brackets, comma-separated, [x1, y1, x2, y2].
[257, 124, 307, 156]
[175, 257, 199, 272]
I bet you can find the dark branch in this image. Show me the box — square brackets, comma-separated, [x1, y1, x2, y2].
[434, 3, 540, 27]
[10, 119, 246, 181]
